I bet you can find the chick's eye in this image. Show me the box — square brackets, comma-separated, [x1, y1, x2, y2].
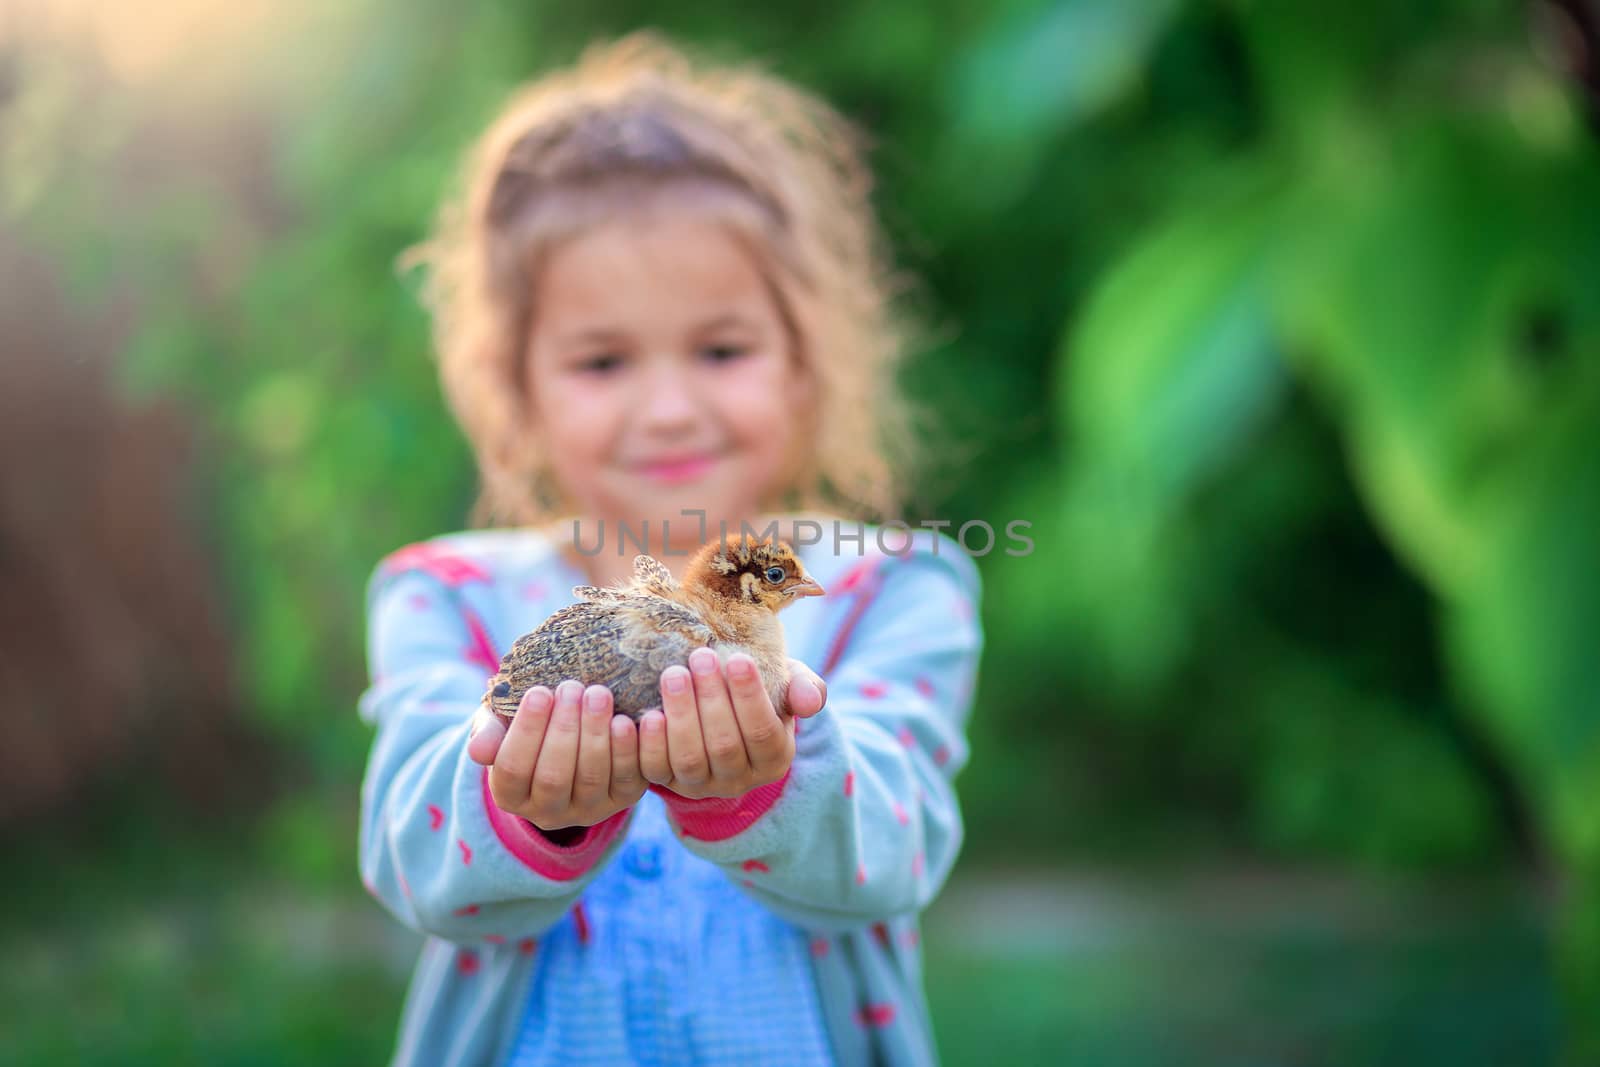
[764, 566, 786, 583]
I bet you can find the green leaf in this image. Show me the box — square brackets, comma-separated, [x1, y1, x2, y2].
[942, 0, 1182, 206]
[1061, 172, 1285, 513]
[1047, 173, 1287, 691]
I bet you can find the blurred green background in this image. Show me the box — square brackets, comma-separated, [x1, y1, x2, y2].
[2, 0, 1596, 1064]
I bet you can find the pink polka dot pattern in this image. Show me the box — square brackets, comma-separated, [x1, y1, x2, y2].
[892, 802, 909, 826]
[818, 555, 889, 675]
[810, 938, 830, 958]
[912, 852, 925, 878]
[741, 859, 771, 873]
[843, 771, 855, 797]
[453, 904, 480, 916]
[896, 727, 915, 748]
[914, 676, 936, 698]
[518, 938, 538, 955]
[460, 607, 499, 674]
[860, 680, 888, 699]
[855, 1003, 897, 1027]
[457, 949, 480, 976]
[855, 864, 867, 886]
[458, 838, 473, 865]
[833, 559, 877, 594]
[933, 745, 951, 767]
[484, 934, 506, 945]
[427, 804, 444, 831]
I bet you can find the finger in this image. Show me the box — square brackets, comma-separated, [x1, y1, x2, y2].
[489, 687, 551, 809]
[572, 685, 613, 810]
[530, 680, 583, 821]
[661, 663, 710, 788]
[727, 653, 789, 777]
[609, 714, 646, 804]
[467, 706, 507, 766]
[786, 659, 828, 719]
[689, 647, 748, 780]
[638, 708, 672, 785]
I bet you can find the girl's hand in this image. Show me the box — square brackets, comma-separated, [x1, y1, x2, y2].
[638, 649, 828, 800]
[467, 680, 647, 831]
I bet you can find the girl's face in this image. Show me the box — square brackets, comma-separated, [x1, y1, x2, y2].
[523, 209, 808, 548]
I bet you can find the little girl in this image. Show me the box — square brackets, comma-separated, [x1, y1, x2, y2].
[357, 34, 983, 1067]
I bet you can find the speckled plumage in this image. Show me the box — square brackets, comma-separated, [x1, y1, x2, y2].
[482, 535, 825, 722]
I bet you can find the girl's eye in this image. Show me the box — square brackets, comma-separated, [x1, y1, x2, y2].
[701, 343, 748, 364]
[764, 566, 786, 583]
[576, 353, 625, 375]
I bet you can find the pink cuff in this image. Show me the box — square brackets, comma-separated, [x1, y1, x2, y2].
[652, 768, 792, 842]
[480, 766, 629, 880]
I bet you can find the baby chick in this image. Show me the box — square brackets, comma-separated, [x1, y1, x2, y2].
[483, 534, 826, 722]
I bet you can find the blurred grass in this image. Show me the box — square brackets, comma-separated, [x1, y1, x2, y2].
[0, 785, 1558, 1066]
[926, 873, 1556, 1066]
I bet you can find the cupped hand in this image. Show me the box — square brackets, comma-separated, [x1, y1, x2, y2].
[637, 649, 828, 800]
[467, 680, 647, 831]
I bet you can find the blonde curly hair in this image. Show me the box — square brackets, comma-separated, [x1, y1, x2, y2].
[405, 31, 920, 528]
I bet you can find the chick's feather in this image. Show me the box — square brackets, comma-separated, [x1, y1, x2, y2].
[481, 535, 824, 723]
[487, 594, 714, 720]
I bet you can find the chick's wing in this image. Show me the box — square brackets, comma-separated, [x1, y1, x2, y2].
[487, 594, 714, 721]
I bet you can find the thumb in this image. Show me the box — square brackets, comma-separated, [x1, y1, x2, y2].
[466, 706, 507, 766]
[786, 659, 828, 719]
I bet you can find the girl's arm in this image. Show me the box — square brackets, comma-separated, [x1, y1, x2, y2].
[654, 538, 983, 931]
[356, 547, 632, 944]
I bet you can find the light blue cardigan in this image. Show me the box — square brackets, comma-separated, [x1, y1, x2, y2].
[357, 524, 984, 1066]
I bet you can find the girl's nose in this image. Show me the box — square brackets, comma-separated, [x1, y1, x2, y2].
[637, 364, 702, 432]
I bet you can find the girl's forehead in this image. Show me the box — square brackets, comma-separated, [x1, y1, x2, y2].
[532, 214, 784, 334]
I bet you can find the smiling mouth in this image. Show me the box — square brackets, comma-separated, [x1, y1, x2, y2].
[635, 453, 720, 485]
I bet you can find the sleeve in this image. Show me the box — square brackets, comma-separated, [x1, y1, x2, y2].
[355, 548, 634, 944]
[652, 537, 983, 931]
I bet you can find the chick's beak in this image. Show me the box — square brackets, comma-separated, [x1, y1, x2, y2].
[789, 577, 826, 598]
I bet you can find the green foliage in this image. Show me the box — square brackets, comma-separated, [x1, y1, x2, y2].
[1025, 0, 1599, 1049]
